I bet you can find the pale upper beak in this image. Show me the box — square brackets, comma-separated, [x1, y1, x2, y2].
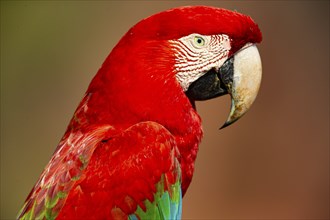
[221, 44, 262, 128]
[186, 44, 262, 129]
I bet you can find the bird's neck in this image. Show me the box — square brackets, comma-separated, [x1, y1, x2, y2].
[67, 45, 203, 196]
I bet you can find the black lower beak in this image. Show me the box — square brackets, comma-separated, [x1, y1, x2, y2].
[185, 57, 234, 101]
[185, 45, 262, 129]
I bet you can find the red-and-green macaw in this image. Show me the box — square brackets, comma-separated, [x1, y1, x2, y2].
[17, 6, 262, 220]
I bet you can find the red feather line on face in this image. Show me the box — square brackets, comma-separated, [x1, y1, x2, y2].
[170, 34, 231, 91]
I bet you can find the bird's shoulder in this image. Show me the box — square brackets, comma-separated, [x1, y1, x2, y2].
[18, 121, 182, 220]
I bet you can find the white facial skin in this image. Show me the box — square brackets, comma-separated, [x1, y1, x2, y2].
[170, 34, 262, 127]
[170, 34, 231, 91]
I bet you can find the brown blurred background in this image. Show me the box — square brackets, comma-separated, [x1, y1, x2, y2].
[1, 1, 329, 219]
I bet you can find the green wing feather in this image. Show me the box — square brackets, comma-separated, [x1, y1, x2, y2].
[129, 164, 182, 220]
[17, 125, 114, 220]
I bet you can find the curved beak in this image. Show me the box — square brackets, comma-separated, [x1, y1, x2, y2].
[185, 44, 262, 129]
[220, 44, 262, 129]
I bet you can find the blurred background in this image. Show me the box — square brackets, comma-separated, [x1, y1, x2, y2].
[1, 1, 329, 219]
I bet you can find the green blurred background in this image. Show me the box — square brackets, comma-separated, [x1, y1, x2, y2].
[1, 1, 329, 219]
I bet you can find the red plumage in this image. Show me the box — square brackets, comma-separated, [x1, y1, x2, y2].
[57, 122, 179, 219]
[18, 6, 262, 219]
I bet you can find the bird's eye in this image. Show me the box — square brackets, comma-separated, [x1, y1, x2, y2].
[194, 36, 205, 47]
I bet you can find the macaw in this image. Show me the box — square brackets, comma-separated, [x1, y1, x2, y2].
[17, 5, 262, 220]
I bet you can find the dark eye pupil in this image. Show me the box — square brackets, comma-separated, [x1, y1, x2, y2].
[197, 38, 202, 44]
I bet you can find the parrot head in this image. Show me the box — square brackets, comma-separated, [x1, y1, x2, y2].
[92, 6, 262, 130]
